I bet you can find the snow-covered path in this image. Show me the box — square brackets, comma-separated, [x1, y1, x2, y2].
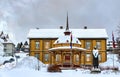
[0, 68, 120, 77]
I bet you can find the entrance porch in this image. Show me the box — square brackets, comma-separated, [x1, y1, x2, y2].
[49, 46, 86, 67]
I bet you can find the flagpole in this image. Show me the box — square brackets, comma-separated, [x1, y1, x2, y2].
[70, 45, 72, 68]
[113, 48, 114, 68]
[112, 31, 115, 68]
[70, 32, 73, 68]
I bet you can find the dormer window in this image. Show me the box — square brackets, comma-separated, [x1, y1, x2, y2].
[57, 41, 59, 43]
[66, 40, 69, 42]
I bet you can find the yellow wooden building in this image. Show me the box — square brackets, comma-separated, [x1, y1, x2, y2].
[27, 17, 108, 67]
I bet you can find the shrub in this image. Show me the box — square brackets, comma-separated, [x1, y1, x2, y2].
[47, 64, 61, 72]
[111, 67, 119, 71]
[99, 66, 119, 71]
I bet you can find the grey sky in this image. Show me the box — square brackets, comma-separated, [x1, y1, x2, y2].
[0, 0, 120, 44]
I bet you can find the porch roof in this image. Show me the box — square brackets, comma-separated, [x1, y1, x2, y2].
[49, 46, 86, 51]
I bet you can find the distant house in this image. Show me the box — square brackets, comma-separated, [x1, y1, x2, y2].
[0, 31, 15, 56]
[21, 41, 29, 53]
[107, 41, 117, 51]
[3, 39, 15, 56]
[27, 16, 108, 67]
[0, 31, 4, 56]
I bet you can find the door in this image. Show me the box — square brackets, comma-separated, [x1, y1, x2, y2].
[64, 53, 71, 63]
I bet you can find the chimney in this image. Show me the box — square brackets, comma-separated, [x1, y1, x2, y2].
[60, 26, 63, 29]
[84, 26, 87, 29]
[36, 27, 39, 30]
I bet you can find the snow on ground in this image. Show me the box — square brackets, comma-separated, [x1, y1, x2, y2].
[100, 52, 120, 69]
[17, 56, 44, 70]
[0, 52, 120, 77]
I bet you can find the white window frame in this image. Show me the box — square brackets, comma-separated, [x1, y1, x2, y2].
[76, 54, 79, 62]
[86, 54, 91, 62]
[35, 41, 40, 49]
[56, 54, 60, 62]
[96, 41, 101, 49]
[98, 54, 101, 61]
[44, 41, 50, 49]
[44, 54, 49, 62]
[85, 41, 91, 49]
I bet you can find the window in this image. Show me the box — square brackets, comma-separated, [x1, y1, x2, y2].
[56, 54, 60, 62]
[35, 41, 40, 49]
[96, 41, 101, 49]
[4, 49, 7, 52]
[44, 54, 49, 62]
[35, 53, 40, 59]
[44, 41, 50, 50]
[86, 54, 91, 61]
[76, 54, 79, 62]
[99, 54, 101, 61]
[85, 41, 91, 49]
[4, 44, 7, 47]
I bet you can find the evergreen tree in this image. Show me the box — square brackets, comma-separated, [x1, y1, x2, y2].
[20, 42, 23, 49]
[16, 43, 20, 51]
[24, 41, 28, 45]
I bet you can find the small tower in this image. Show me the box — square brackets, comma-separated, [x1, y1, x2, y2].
[64, 13, 71, 35]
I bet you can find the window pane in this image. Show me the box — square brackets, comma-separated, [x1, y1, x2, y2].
[85, 41, 91, 49]
[44, 41, 50, 49]
[86, 54, 91, 61]
[96, 41, 101, 49]
[35, 53, 40, 59]
[35, 41, 40, 49]
[76, 54, 79, 62]
[56, 54, 60, 62]
[44, 54, 49, 62]
[99, 54, 101, 61]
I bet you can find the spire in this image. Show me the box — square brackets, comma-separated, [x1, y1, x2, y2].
[66, 12, 69, 31]
[64, 12, 71, 35]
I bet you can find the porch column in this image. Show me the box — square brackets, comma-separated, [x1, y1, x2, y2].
[79, 51, 81, 67]
[62, 51, 63, 67]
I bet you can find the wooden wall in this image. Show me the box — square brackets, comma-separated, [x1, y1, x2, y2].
[29, 38, 107, 65]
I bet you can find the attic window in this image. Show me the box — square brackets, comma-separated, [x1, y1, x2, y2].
[76, 41, 78, 43]
[66, 40, 69, 43]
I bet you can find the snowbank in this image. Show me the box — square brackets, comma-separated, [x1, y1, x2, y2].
[17, 56, 44, 70]
[0, 52, 120, 77]
[0, 56, 15, 64]
[100, 53, 120, 69]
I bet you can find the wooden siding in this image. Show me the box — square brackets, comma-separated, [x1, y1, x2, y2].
[29, 38, 107, 65]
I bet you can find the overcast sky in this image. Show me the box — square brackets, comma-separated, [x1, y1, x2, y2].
[0, 0, 120, 44]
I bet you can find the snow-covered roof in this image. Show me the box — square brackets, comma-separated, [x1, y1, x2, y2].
[27, 29, 108, 39]
[3, 39, 14, 44]
[0, 38, 4, 43]
[49, 46, 86, 51]
[54, 35, 81, 44]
